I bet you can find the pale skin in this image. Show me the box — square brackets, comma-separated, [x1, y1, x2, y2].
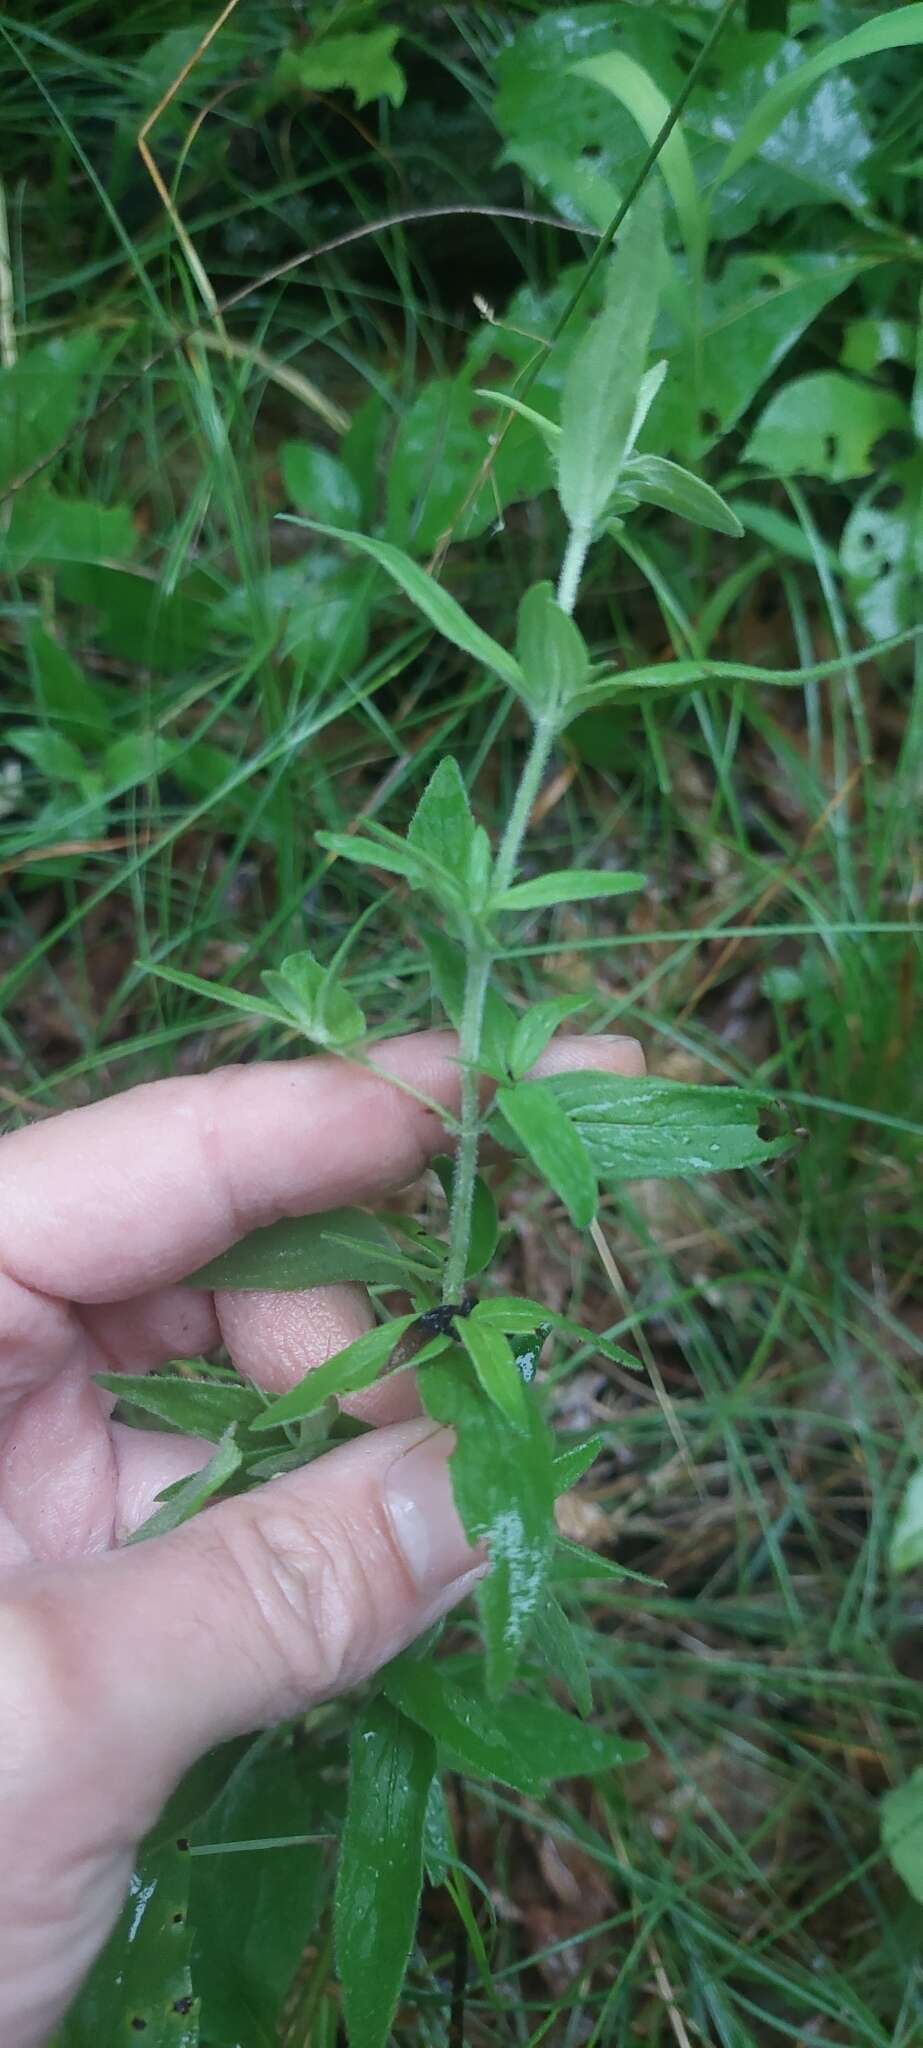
[0, 1026, 644, 2046]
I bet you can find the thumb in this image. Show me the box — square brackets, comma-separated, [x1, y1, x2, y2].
[0, 1421, 479, 2046]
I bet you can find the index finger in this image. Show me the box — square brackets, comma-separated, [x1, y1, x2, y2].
[0, 1031, 644, 1303]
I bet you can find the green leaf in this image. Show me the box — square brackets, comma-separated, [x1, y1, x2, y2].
[419, 928, 516, 1071]
[457, 1317, 530, 1432]
[509, 996, 591, 1081]
[495, 1082, 598, 1229]
[261, 949, 366, 1048]
[275, 25, 406, 109]
[496, 869, 645, 913]
[315, 830, 436, 888]
[551, 1539, 663, 1589]
[149, 961, 293, 1029]
[189, 1734, 328, 2048]
[515, 581, 589, 720]
[423, 1775, 454, 1888]
[717, 6, 923, 188]
[552, 1432, 605, 1495]
[0, 334, 97, 491]
[94, 1371, 265, 1443]
[622, 455, 743, 537]
[183, 1208, 404, 1292]
[558, 182, 663, 535]
[882, 1769, 923, 1905]
[102, 733, 174, 791]
[890, 1465, 923, 1575]
[8, 725, 90, 786]
[841, 464, 923, 642]
[127, 1430, 243, 1544]
[419, 1349, 555, 1693]
[573, 51, 702, 270]
[250, 1316, 419, 1432]
[385, 1658, 645, 1792]
[531, 1592, 592, 1718]
[26, 625, 112, 742]
[3, 487, 136, 566]
[474, 387, 561, 451]
[743, 372, 907, 482]
[60, 1844, 197, 2047]
[542, 1071, 786, 1182]
[407, 757, 475, 886]
[295, 524, 524, 688]
[433, 1157, 498, 1278]
[386, 374, 551, 556]
[335, 1696, 435, 2048]
[281, 442, 361, 524]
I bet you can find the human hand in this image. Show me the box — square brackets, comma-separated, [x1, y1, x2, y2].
[0, 1027, 643, 2045]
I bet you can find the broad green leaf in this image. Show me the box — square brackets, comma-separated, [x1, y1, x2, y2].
[386, 374, 551, 555]
[250, 1316, 419, 1431]
[542, 1071, 786, 1182]
[623, 454, 744, 537]
[184, 1208, 403, 1291]
[515, 581, 589, 720]
[143, 1735, 254, 1853]
[573, 51, 702, 269]
[496, 869, 645, 913]
[8, 726, 90, 786]
[94, 1370, 265, 1442]
[552, 1432, 605, 1495]
[26, 625, 112, 742]
[419, 1349, 555, 1693]
[281, 442, 361, 524]
[882, 1770, 923, 1906]
[457, 1317, 530, 1432]
[743, 372, 907, 482]
[3, 487, 136, 566]
[102, 733, 174, 791]
[261, 949, 366, 1048]
[495, 1082, 598, 1229]
[127, 1430, 243, 1544]
[335, 1697, 435, 2048]
[841, 463, 923, 642]
[407, 757, 475, 885]
[60, 1844, 197, 2047]
[385, 1658, 645, 1791]
[890, 1465, 923, 1575]
[558, 183, 663, 535]
[189, 1733, 329, 2047]
[296, 524, 524, 688]
[275, 25, 406, 109]
[717, 7, 923, 188]
[509, 994, 591, 1080]
[531, 1592, 592, 1717]
[0, 334, 97, 490]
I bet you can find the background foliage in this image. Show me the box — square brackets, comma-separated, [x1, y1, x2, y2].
[1, 0, 922, 2041]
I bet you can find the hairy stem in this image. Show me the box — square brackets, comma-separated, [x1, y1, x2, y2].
[443, 717, 557, 1299]
[556, 523, 591, 618]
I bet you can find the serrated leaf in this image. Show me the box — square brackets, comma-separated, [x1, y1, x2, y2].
[496, 1082, 598, 1229]
[261, 949, 365, 1048]
[127, 1429, 243, 1544]
[496, 869, 645, 913]
[882, 1769, 923, 1905]
[457, 1317, 530, 1432]
[295, 524, 524, 688]
[407, 757, 475, 885]
[419, 1349, 555, 1693]
[542, 1071, 787, 1182]
[335, 1697, 435, 2048]
[276, 25, 406, 110]
[249, 1316, 419, 1431]
[183, 1208, 403, 1291]
[558, 183, 663, 535]
[531, 1592, 592, 1717]
[385, 1658, 645, 1791]
[890, 1465, 923, 1574]
[94, 1370, 265, 1442]
[623, 454, 744, 536]
[509, 995, 591, 1080]
[515, 581, 589, 720]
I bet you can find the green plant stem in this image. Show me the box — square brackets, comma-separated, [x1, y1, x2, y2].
[443, 718, 558, 1300]
[556, 525, 591, 618]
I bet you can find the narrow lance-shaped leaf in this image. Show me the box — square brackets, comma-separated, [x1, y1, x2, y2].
[496, 1081, 598, 1229]
[183, 1208, 403, 1292]
[557, 182, 663, 537]
[384, 1658, 645, 1792]
[495, 868, 645, 913]
[291, 522, 525, 688]
[250, 1315, 421, 1431]
[407, 756, 475, 884]
[335, 1696, 435, 2048]
[419, 1348, 556, 1694]
[509, 994, 591, 1081]
[93, 1370, 266, 1442]
[718, 7, 923, 189]
[457, 1317, 530, 1433]
[127, 1429, 243, 1544]
[622, 454, 744, 538]
[515, 580, 589, 721]
[531, 1592, 593, 1718]
[573, 52, 702, 273]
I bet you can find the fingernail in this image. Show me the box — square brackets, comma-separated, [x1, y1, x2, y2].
[384, 1428, 481, 1594]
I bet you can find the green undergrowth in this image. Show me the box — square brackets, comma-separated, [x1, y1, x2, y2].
[2, 3, 922, 2043]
